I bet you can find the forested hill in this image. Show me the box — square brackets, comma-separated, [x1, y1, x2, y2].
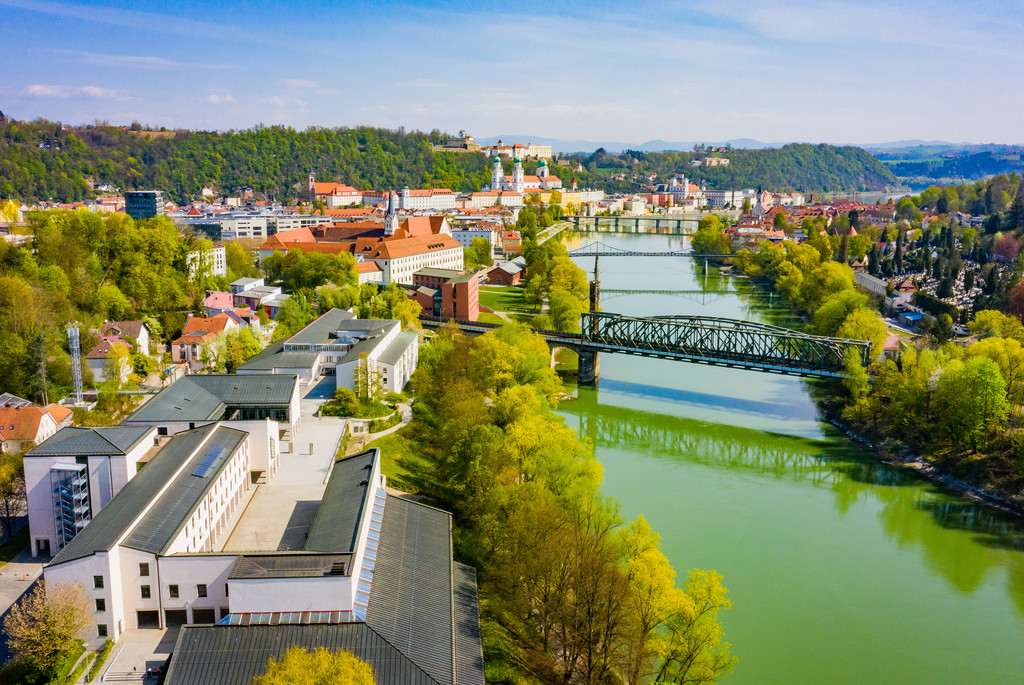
[0, 118, 897, 202]
[0, 120, 494, 203]
[571, 144, 899, 194]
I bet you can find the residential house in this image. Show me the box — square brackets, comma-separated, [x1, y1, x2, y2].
[99, 321, 150, 356]
[0, 404, 70, 454]
[172, 314, 239, 373]
[86, 336, 133, 385]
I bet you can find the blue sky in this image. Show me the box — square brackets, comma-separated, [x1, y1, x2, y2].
[2, 0, 1022, 144]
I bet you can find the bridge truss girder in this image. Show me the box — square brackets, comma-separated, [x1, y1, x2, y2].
[581, 312, 870, 378]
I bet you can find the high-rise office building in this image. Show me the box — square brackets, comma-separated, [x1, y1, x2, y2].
[125, 190, 165, 220]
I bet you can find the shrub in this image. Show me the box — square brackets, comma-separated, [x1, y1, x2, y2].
[85, 639, 114, 683]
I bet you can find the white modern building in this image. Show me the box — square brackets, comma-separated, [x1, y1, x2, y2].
[239, 309, 418, 394]
[451, 227, 498, 250]
[24, 426, 158, 557]
[186, 243, 227, 279]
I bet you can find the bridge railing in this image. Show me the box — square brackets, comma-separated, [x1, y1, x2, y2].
[581, 312, 870, 376]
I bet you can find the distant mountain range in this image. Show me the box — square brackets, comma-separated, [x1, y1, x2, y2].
[476, 135, 1020, 155]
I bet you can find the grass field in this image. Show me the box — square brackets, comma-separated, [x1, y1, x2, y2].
[476, 312, 507, 325]
[365, 425, 434, 495]
[478, 285, 533, 313]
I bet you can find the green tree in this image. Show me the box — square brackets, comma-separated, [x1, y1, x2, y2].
[548, 289, 583, 333]
[468, 237, 493, 269]
[842, 349, 870, 402]
[0, 452, 26, 543]
[2, 581, 92, 676]
[254, 647, 375, 685]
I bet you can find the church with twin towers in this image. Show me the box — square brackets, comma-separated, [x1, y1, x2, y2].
[487, 155, 563, 194]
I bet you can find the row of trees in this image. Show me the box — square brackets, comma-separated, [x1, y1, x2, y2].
[410, 323, 735, 684]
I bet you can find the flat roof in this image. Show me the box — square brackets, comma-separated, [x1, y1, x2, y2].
[121, 426, 248, 555]
[49, 425, 227, 566]
[229, 554, 351, 580]
[27, 426, 154, 457]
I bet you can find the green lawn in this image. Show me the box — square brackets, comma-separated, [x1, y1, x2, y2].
[365, 425, 435, 495]
[479, 286, 535, 315]
[0, 527, 29, 567]
[476, 312, 507, 325]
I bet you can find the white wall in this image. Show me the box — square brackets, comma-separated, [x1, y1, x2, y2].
[228, 576, 354, 613]
[158, 555, 236, 623]
[221, 419, 279, 479]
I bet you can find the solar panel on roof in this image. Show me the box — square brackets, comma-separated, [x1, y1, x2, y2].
[192, 445, 226, 477]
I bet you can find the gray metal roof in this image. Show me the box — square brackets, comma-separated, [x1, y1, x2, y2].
[126, 375, 296, 422]
[285, 308, 357, 346]
[378, 331, 418, 367]
[0, 392, 31, 408]
[48, 425, 221, 566]
[305, 451, 376, 554]
[122, 426, 248, 555]
[367, 498, 455, 685]
[236, 339, 320, 372]
[164, 623, 439, 685]
[453, 563, 485, 685]
[229, 554, 351, 579]
[27, 426, 154, 457]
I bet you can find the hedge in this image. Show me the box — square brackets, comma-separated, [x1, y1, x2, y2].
[85, 639, 114, 683]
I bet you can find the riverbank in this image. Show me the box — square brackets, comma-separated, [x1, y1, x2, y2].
[825, 410, 1024, 519]
[733, 263, 1024, 520]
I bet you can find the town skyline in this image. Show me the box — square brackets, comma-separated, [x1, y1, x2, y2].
[3, 0, 1023, 144]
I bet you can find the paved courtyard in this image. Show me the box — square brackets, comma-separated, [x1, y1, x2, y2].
[101, 628, 179, 680]
[221, 484, 325, 552]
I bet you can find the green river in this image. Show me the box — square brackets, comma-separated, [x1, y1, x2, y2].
[562, 230, 1024, 684]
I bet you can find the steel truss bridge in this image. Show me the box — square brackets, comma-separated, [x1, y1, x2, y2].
[566, 240, 730, 259]
[420, 311, 870, 380]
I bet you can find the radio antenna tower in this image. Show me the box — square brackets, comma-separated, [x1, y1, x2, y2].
[67, 324, 83, 404]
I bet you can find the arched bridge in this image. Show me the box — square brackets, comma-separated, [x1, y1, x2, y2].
[419, 311, 870, 383]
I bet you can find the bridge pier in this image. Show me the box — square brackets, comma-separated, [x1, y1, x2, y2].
[578, 349, 600, 385]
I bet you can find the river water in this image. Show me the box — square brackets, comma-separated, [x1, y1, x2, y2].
[561, 230, 1024, 684]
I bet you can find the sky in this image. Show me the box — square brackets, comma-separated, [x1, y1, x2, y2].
[2, 0, 1023, 146]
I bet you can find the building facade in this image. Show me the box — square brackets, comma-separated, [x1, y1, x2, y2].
[125, 191, 165, 220]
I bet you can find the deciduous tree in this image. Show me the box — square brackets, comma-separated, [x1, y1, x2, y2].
[254, 647, 375, 685]
[2, 581, 92, 674]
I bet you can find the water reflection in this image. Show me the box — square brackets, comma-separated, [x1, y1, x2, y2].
[560, 390, 1024, 611]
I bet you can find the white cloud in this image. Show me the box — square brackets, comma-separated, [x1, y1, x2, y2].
[21, 84, 124, 99]
[205, 94, 236, 104]
[262, 96, 284, 106]
[56, 50, 234, 70]
[277, 78, 318, 88]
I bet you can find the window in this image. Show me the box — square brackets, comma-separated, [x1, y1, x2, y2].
[95, 598, 105, 612]
[141, 585, 151, 599]
[225, 584, 229, 597]
[139, 562, 150, 577]
[169, 585, 179, 598]
[197, 584, 207, 598]
[94, 575, 104, 589]
[97, 624, 108, 638]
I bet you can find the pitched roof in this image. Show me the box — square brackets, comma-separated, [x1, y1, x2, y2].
[0, 406, 51, 442]
[49, 424, 227, 565]
[124, 374, 297, 423]
[86, 335, 132, 359]
[99, 320, 147, 340]
[202, 291, 234, 309]
[0, 392, 31, 408]
[164, 623, 439, 685]
[313, 182, 360, 196]
[305, 451, 376, 554]
[122, 425, 248, 555]
[366, 498, 455, 685]
[361, 234, 462, 260]
[27, 425, 154, 457]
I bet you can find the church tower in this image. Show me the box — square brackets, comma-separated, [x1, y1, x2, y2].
[308, 171, 316, 201]
[385, 192, 399, 236]
[512, 157, 525, 194]
[491, 157, 503, 191]
[537, 158, 549, 179]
